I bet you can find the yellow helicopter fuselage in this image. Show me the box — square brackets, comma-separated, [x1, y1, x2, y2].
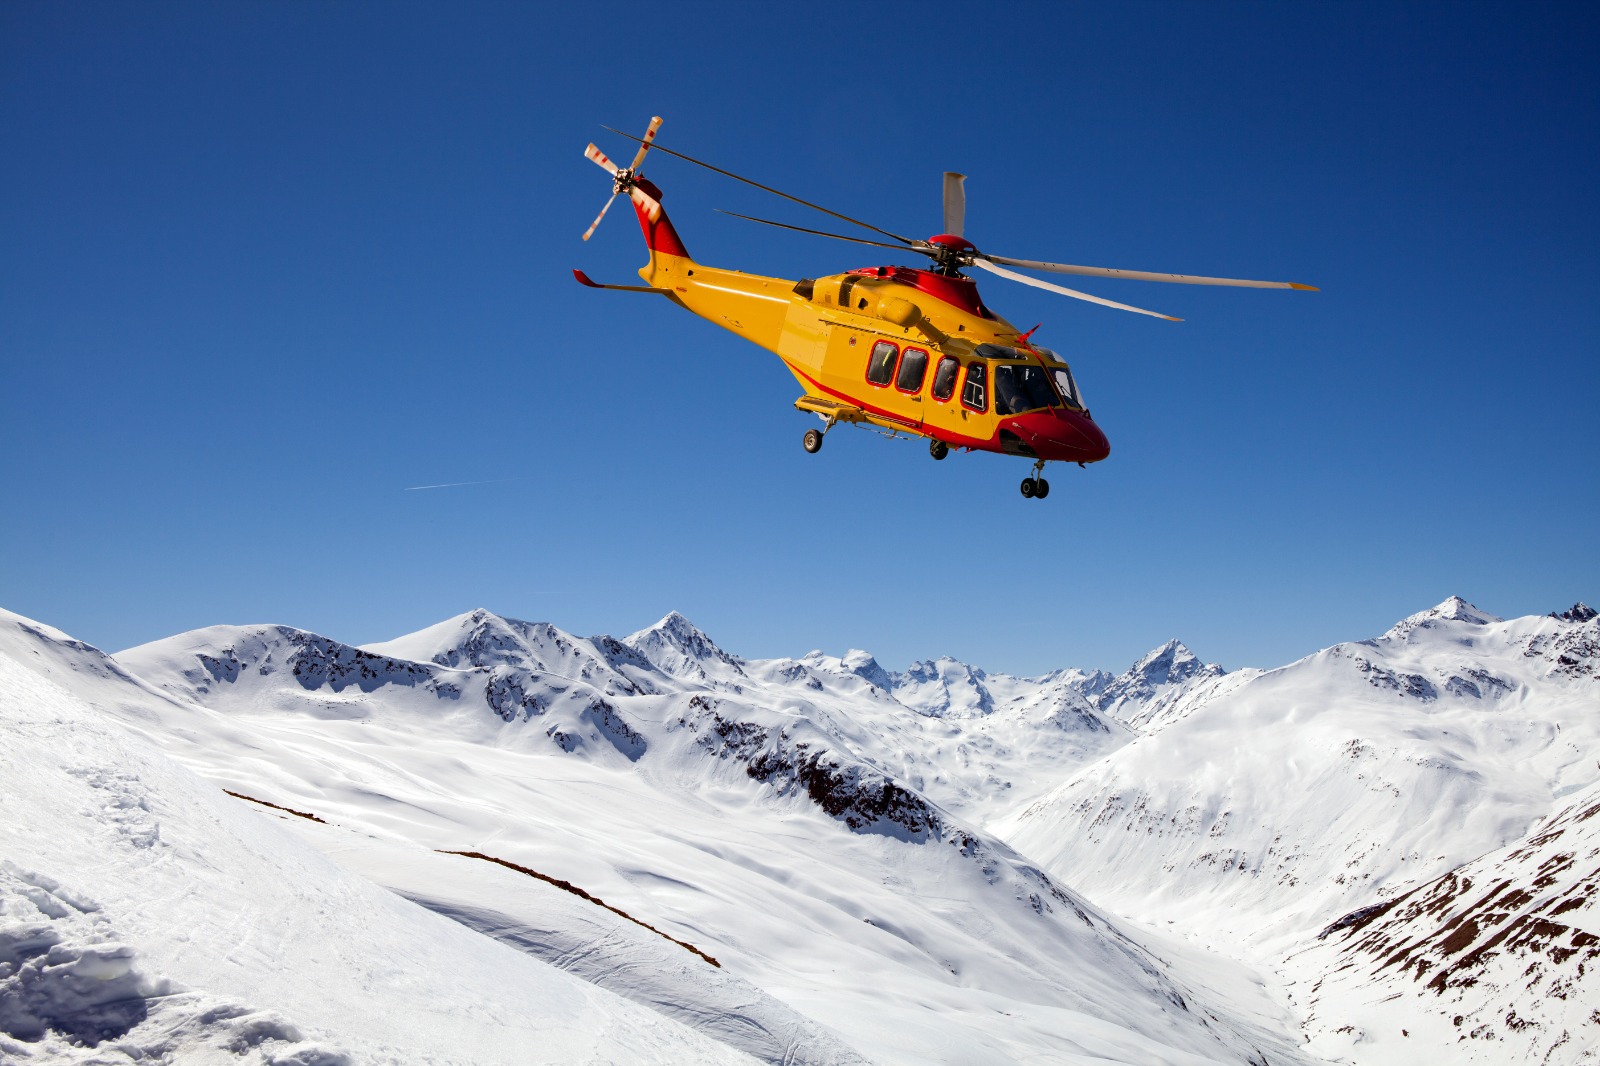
[609, 179, 1111, 467]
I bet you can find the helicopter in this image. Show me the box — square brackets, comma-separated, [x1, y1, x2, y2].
[576, 117, 1315, 500]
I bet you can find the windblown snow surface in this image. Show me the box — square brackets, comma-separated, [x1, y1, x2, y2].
[1, 596, 1595, 1063]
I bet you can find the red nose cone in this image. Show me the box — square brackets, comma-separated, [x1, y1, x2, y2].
[1059, 409, 1109, 463]
[1005, 409, 1111, 464]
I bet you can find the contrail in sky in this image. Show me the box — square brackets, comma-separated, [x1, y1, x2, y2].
[404, 477, 528, 492]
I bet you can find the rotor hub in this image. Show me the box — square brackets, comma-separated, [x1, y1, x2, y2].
[924, 233, 977, 276]
[926, 234, 976, 253]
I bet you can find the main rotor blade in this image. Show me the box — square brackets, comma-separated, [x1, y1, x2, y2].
[943, 172, 966, 237]
[602, 126, 916, 247]
[985, 253, 1318, 290]
[582, 191, 618, 241]
[628, 116, 663, 172]
[717, 210, 922, 254]
[971, 259, 1181, 322]
[584, 143, 620, 177]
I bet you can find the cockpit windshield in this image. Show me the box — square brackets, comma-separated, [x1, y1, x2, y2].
[992, 363, 1061, 416]
[977, 344, 1085, 414]
[1050, 365, 1084, 410]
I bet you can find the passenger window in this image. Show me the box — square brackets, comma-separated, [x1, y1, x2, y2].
[896, 348, 929, 393]
[866, 340, 899, 386]
[931, 356, 960, 402]
[961, 362, 987, 411]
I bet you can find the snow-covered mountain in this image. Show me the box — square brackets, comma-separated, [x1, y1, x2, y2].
[1290, 776, 1600, 1063]
[998, 598, 1600, 963]
[0, 611, 761, 1066]
[6, 607, 1305, 1065]
[3, 595, 1596, 1064]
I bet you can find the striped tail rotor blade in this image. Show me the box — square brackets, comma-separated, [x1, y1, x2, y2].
[584, 143, 621, 176]
[629, 184, 662, 222]
[582, 191, 619, 241]
[629, 116, 663, 172]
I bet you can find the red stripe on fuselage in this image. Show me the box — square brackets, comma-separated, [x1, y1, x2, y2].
[785, 362, 994, 447]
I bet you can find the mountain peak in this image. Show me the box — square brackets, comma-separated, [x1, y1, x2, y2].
[840, 649, 893, 691]
[624, 612, 745, 678]
[638, 611, 713, 647]
[1430, 595, 1494, 622]
[1091, 639, 1224, 722]
[1127, 639, 1207, 684]
[361, 607, 541, 669]
[1387, 596, 1502, 640]
[1552, 602, 1597, 624]
[894, 656, 996, 718]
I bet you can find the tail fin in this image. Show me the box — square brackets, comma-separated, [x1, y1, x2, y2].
[580, 115, 692, 281]
[630, 176, 691, 270]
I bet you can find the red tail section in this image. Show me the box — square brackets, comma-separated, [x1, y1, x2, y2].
[631, 178, 690, 259]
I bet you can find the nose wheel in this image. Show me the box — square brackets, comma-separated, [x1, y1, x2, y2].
[1019, 461, 1051, 499]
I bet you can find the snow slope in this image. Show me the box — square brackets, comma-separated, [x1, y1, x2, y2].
[107, 607, 1306, 1065]
[9, 594, 1595, 1064]
[999, 598, 1600, 958]
[1289, 777, 1600, 1063]
[0, 611, 760, 1065]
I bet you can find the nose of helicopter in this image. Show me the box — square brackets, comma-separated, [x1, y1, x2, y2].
[1044, 408, 1110, 464]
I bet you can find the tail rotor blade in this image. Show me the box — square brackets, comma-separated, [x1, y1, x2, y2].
[943, 172, 966, 237]
[629, 184, 662, 223]
[584, 143, 621, 177]
[629, 116, 663, 172]
[582, 191, 619, 241]
[970, 259, 1181, 322]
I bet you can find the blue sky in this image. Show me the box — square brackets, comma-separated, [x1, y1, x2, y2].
[2, 1, 1596, 675]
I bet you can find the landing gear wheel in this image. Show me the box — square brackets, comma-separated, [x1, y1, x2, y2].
[1023, 460, 1048, 500]
[802, 428, 824, 454]
[929, 440, 949, 461]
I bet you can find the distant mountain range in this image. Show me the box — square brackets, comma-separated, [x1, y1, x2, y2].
[1, 596, 1594, 1064]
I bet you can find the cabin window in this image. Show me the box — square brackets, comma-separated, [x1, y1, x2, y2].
[993, 363, 1062, 416]
[961, 362, 987, 412]
[896, 348, 929, 393]
[1050, 366, 1084, 410]
[931, 356, 960, 402]
[866, 340, 899, 386]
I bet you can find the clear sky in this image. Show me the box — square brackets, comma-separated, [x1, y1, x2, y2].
[3, 1, 1596, 675]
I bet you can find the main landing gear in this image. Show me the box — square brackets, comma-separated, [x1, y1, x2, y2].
[802, 428, 824, 453]
[929, 439, 949, 461]
[1020, 460, 1050, 500]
